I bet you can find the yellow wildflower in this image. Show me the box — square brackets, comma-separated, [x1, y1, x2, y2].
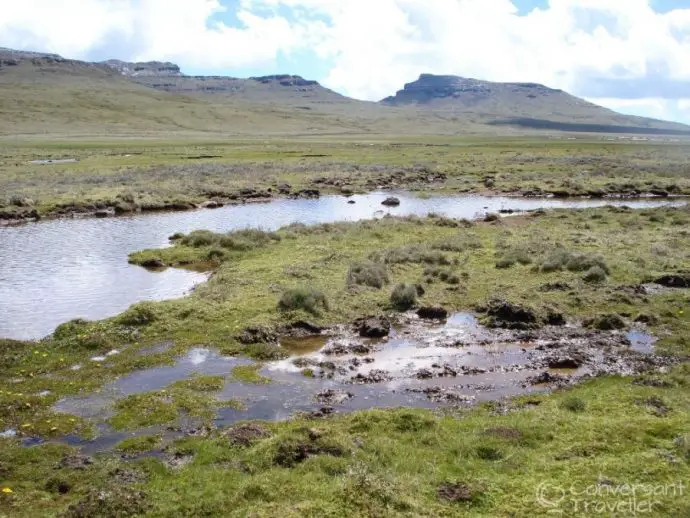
[1, 487, 12, 494]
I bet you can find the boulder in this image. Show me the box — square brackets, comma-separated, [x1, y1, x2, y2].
[381, 197, 401, 207]
[417, 306, 449, 320]
[356, 316, 391, 338]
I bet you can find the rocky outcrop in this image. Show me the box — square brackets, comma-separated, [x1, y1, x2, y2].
[102, 59, 182, 77]
[250, 74, 319, 87]
[381, 73, 560, 105]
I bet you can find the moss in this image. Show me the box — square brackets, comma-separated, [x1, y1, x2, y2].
[231, 364, 271, 384]
[116, 434, 162, 454]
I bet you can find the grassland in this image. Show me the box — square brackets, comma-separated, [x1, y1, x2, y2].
[2, 137, 690, 223]
[0, 203, 689, 516]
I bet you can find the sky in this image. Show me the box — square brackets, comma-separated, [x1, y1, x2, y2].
[2, 0, 690, 123]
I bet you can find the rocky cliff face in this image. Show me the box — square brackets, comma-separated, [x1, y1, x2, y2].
[102, 59, 182, 77]
[0, 47, 66, 67]
[381, 73, 560, 105]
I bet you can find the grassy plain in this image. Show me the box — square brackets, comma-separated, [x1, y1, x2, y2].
[0, 204, 689, 516]
[2, 137, 690, 221]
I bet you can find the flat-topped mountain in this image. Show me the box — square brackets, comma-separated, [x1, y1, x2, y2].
[382, 74, 561, 105]
[381, 74, 689, 134]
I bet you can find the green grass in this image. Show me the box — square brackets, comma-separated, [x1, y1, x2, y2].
[0, 204, 689, 516]
[2, 138, 690, 221]
[1, 370, 689, 516]
[231, 365, 272, 385]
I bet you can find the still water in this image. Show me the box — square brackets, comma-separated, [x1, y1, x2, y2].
[0, 192, 684, 340]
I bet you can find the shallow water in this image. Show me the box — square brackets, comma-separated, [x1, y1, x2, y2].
[1, 192, 684, 340]
[52, 314, 656, 452]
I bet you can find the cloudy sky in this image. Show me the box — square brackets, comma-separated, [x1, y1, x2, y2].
[2, 0, 690, 123]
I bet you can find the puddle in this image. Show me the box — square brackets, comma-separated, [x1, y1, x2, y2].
[51, 314, 661, 452]
[627, 330, 656, 353]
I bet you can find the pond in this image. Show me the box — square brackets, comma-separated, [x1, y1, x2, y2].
[0, 192, 684, 340]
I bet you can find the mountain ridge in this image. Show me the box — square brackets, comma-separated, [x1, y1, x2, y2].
[1, 47, 688, 137]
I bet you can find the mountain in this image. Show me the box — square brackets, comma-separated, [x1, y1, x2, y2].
[1, 48, 689, 137]
[381, 74, 690, 135]
[0, 49, 377, 136]
[121, 73, 353, 105]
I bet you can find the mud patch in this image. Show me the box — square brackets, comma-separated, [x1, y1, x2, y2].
[437, 482, 476, 503]
[59, 488, 151, 518]
[225, 423, 272, 447]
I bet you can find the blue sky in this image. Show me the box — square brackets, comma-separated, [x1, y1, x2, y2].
[2, 0, 690, 123]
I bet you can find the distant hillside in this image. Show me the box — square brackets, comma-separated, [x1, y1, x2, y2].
[382, 74, 690, 134]
[0, 49, 376, 136]
[124, 73, 353, 105]
[1, 48, 689, 137]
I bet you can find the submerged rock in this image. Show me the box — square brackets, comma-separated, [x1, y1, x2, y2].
[417, 306, 449, 320]
[381, 197, 401, 207]
[315, 389, 354, 405]
[140, 258, 166, 269]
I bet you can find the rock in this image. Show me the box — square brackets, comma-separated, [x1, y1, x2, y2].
[200, 200, 223, 209]
[356, 316, 391, 338]
[417, 306, 449, 320]
[654, 274, 690, 288]
[381, 197, 401, 207]
[315, 389, 354, 405]
[238, 326, 278, 344]
[527, 371, 567, 385]
[546, 311, 567, 326]
[94, 209, 113, 218]
[416, 368, 434, 379]
[350, 344, 372, 355]
[277, 183, 292, 194]
[585, 314, 626, 331]
[547, 356, 583, 369]
[437, 482, 475, 503]
[295, 189, 320, 198]
[287, 321, 323, 334]
[140, 259, 166, 269]
[481, 299, 540, 330]
[351, 370, 392, 384]
[634, 314, 659, 325]
[56, 454, 93, 470]
[225, 423, 272, 446]
[347, 200, 356, 204]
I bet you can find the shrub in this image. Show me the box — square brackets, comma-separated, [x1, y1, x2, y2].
[540, 249, 609, 274]
[390, 284, 418, 310]
[207, 248, 226, 260]
[432, 234, 483, 252]
[346, 261, 389, 289]
[583, 266, 608, 284]
[181, 230, 217, 248]
[278, 288, 329, 315]
[118, 302, 158, 326]
[375, 245, 451, 266]
[54, 318, 91, 340]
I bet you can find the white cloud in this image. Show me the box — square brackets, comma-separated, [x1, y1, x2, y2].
[1, 0, 689, 122]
